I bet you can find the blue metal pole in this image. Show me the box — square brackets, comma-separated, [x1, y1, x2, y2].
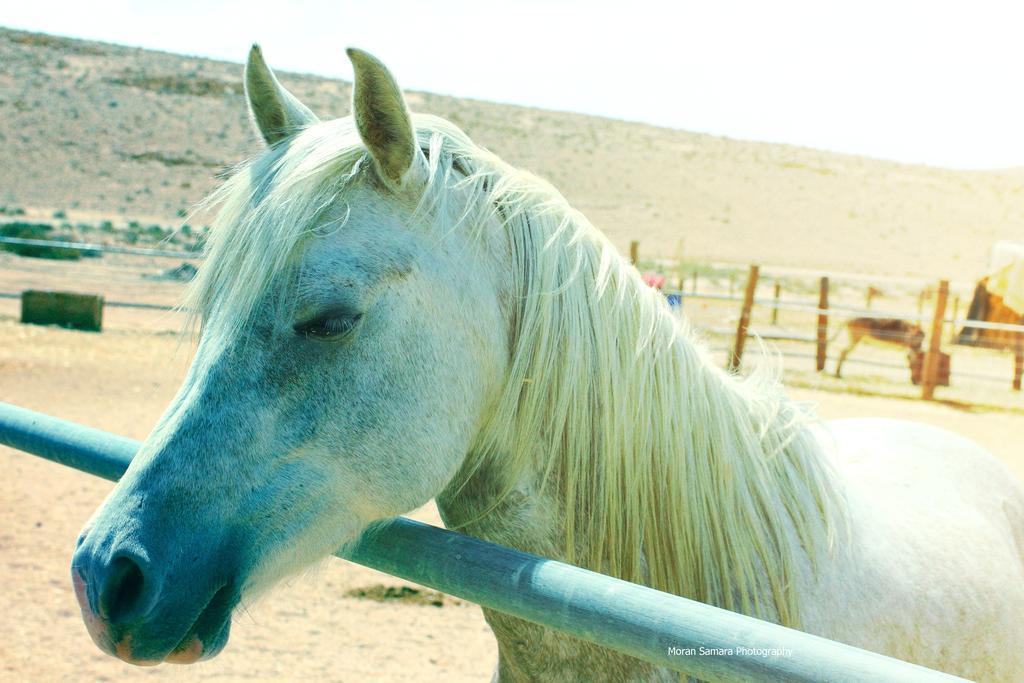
[0, 403, 136, 481]
[0, 402, 967, 682]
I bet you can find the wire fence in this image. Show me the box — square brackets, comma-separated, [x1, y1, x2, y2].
[0, 236, 196, 321]
[0, 236, 202, 259]
[665, 264, 1024, 402]
[681, 290, 1024, 333]
[0, 292, 178, 311]
[4, 242, 1023, 401]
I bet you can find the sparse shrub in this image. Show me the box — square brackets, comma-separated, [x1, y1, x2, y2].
[2, 222, 50, 236]
[176, 208, 188, 218]
[99, 220, 114, 232]
[53, 210, 67, 219]
[0, 222, 81, 260]
[105, 71, 235, 98]
[145, 224, 167, 241]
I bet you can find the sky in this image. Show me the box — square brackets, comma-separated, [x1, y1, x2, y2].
[5, 0, 1024, 170]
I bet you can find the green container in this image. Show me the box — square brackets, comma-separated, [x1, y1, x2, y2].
[21, 290, 103, 332]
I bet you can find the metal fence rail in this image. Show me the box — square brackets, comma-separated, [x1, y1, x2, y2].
[0, 291, 180, 312]
[0, 402, 966, 682]
[0, 236, 202, 259]
[674, 289, 1024, 334]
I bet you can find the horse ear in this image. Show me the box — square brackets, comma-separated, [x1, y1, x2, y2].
[244, 44, 319, 145]
[346, 48, 428, 191]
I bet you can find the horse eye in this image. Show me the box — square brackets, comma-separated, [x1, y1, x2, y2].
[293, 313, 362, 340]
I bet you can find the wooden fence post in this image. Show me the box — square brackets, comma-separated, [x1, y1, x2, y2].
[770, 281, 781, 325]
[815, 277, 829, 372]
[921, 280, 949, 400]
[691, 271, 698, 293]
[1014, 333, 1024, 391]
[728, 265, 760, 372]
[629, 240, 639, 265]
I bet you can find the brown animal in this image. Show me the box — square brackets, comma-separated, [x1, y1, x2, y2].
[834, 317, 925, 378]
[957, 280, 1023, 350]
[864, 285, 884, 308]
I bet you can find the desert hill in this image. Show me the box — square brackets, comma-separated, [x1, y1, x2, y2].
[1, 26, 1022, 280]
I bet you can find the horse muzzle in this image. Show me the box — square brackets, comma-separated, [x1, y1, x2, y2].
[71, 529, 237, 665]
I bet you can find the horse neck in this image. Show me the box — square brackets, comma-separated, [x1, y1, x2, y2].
[436, 301, 808, 553]
[439, 194, 842, 626]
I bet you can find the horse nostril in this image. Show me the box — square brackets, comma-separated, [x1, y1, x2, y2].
[99, 555, 150, 625]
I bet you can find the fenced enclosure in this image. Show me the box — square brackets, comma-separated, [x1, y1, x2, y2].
[4, 231, 1023, 409]
[642, 256, 1024, 411]
[0, 233, 200, 331]
[0, 401, 967, 682]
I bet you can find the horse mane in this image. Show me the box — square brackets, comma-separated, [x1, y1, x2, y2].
[461, 169, 848, 627]
[188, 113, 847, 627]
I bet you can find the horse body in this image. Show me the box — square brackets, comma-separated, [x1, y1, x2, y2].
[958, 280, 1024, 350]
[439, 418, 1024, 682]
[803, 419, 1024, 680]
[69, 46, 1024, 680]
[434, 401, 1024, 683]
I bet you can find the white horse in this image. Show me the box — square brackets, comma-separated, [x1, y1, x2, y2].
[71, 46, 1024, 681]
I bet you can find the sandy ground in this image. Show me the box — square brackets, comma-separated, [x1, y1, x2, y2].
[2, 315, 1023, 682]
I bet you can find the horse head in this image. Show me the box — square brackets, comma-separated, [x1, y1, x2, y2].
[71, 46, 509, 665]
